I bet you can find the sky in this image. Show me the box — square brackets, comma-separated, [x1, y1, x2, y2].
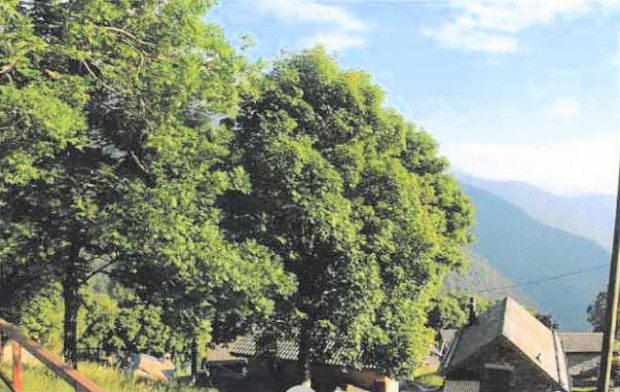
[207, 0, 620, 195]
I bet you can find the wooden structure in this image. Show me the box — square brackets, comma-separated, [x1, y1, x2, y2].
[598, 163, 620, 391]
[0, 318, 107, 392]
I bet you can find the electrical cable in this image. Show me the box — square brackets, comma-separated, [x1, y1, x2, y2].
[470, 263, 609, 294]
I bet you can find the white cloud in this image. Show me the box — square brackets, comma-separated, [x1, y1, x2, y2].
[549, 98, 581, 117]
[425, 24, 518, 52]
[441, 133, 620, 195]
[254, 0, 368, 51]
[300, 31, 366, 51]
[427, 0, 620, 52]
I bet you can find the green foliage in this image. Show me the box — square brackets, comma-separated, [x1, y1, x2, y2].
[0, 0, 293, 366]
[78, 287, 181, 360]
[1, 0, 473, 379]
[18, 284, 64, 352]
[588, 291, 607, 332]
[414, 372, 445, 387]
[15, 283, 182, 360]
[224, 47, 474, 378]
[427, 292, 491, 331]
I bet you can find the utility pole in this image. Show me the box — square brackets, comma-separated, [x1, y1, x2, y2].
[598, 162, 620, 392]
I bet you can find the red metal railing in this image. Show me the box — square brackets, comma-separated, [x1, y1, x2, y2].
[0, 319, 107, 392]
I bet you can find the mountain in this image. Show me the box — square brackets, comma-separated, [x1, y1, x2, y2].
[444, 251, 532, 305]
[455, 171, 615, 249]
[461, 184, 610, 331]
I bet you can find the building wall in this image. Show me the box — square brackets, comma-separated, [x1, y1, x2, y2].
[446, 338, 565, 392]
[565, 353, 599, 378]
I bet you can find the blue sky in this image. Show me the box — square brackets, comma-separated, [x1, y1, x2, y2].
[207, 0, 620, 195]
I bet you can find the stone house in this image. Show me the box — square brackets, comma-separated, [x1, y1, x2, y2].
[558, 332, 602, 380]
[440, 297, 571, 392]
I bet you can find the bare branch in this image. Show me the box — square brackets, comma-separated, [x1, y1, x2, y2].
[129, 150, 150, 174]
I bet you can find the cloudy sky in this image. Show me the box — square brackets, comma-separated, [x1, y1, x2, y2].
[208, 0, 620, 195]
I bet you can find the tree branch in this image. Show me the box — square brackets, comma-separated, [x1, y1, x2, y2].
[129, 150, 150, 174]
[79, 259, 116, 286]
[96, 25, 152, 47]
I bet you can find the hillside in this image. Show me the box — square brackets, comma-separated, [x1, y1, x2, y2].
[444, 251, 532, 305]
[456, 171, 615, 249]
[462, 184, 610, 331]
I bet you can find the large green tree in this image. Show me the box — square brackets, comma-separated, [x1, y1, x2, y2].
[223, 48, 474, 381]
[0, 0, 292, 368]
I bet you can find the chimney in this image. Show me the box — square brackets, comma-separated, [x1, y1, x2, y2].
[467, 297, 478, 326]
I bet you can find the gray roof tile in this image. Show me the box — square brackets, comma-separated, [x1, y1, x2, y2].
[559, 332, 603, 353]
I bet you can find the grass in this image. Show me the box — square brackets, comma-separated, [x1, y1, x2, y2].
[0, 362, 217, 392]
[411, 364, 444, 387]
[415, 373, 444, 387]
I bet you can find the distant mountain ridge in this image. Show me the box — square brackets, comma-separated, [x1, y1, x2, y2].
[455, 171, 615, 250]
[460, 183, 610, 331]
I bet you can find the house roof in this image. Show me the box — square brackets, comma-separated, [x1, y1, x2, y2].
[206, 344, 242, 362]
[443, 380, 480, 392]
[559, 332, 603, 353]
[230, 334, 350, 367]
[441, 297, 570, 392]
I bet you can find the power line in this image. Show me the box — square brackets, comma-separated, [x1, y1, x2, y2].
[470, 263, 609, 294]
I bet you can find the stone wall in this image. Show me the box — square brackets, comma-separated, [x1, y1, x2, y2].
[446, 337, 565, 392]
[566, 353, 599, 377]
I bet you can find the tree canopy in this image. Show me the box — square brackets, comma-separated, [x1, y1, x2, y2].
[223, 48, 474, 379]
[588, 291, 609, 333]
[427, 292, 491, 331]
[0, 0, 292, 368]
[1, 1, 474, 382]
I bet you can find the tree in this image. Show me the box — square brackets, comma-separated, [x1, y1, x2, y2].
[535, 312, 559, 330]
[588, 291, 608, 332]
[15, 281, 187, 362]
[223, 47, 474, 381]
[0, 0, 293, 368]
[427, 292, 491, 331]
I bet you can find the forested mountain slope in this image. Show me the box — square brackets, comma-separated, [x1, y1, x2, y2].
[444, 251, 532, 304]
[461, 184, 609, 331]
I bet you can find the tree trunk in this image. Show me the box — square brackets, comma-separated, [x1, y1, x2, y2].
[190, 337, 199, 378]
[62, 266, 80, 369]
[297, 322, 312, 386]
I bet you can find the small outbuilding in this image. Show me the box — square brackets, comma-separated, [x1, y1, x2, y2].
[559, 332, 602, 380]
